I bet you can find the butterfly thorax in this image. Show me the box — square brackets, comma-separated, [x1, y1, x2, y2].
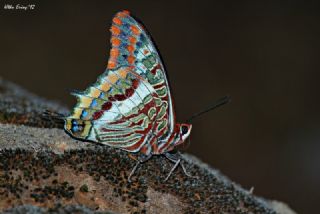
[140, 123, 192, 155]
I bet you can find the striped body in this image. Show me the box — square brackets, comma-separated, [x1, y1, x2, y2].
[64, 11, 192, 156]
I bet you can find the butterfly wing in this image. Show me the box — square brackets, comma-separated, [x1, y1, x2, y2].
[108, 10, 176, 138]
[65, 65, 161, 152]
[65, 11, 175, 152]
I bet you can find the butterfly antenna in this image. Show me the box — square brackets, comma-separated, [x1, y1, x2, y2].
[42, 110, 65, 124]
[186, 96, 231, 123]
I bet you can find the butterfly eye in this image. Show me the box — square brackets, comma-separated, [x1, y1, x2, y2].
[181, 125, 189, 135]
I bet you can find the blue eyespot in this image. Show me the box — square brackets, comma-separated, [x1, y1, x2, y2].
[99, 92, 104, 99]
[72, 125, 79, 132]
[90, 99, 97, 108]
[81, 110, 88, 118]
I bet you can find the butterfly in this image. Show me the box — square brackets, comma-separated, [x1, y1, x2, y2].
[63, 10, 193, 182]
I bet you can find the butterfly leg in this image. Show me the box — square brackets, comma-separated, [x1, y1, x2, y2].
[163, 152, 193, 181]
[127, 154, 152, 182]
[164, 158, 180, 182]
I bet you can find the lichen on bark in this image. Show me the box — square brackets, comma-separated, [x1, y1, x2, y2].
[0, 78, 296, 214]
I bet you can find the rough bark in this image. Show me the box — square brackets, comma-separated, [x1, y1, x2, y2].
[0, 77, 296, 214]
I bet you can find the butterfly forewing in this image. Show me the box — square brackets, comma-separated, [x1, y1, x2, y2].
[108, 11, 175, 133]
[65, 10, 175, 155]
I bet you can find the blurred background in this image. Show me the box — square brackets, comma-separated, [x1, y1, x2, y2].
[1, 0, 319, 213]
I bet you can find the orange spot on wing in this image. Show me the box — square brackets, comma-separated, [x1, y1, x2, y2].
[127, 45, 135, 53]
[100, 82, 111, 91]
[127, 55, 135, 64]
[110, 26, 120, 35]
[89, 87, 101, 98]
[118, 10, 130, 17]
[113, 17, 122, 25]
[123, 10, 130, 15]
[107, 61, 116, 69]
[143, 49, 149, 55]
[110, 48, 119, 58]
[118, 68, 128, 78]
[111, 37, 121, 46]
[128, 36, 137, 44]
[108, 73, 119, 84]
[80, 97, 93, 108]
[130, 25, 140, 35]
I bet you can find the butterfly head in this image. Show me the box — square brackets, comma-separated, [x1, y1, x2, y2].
[175, 123, 192, 146]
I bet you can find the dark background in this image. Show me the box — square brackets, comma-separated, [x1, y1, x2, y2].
[1, 1, 319, 213]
